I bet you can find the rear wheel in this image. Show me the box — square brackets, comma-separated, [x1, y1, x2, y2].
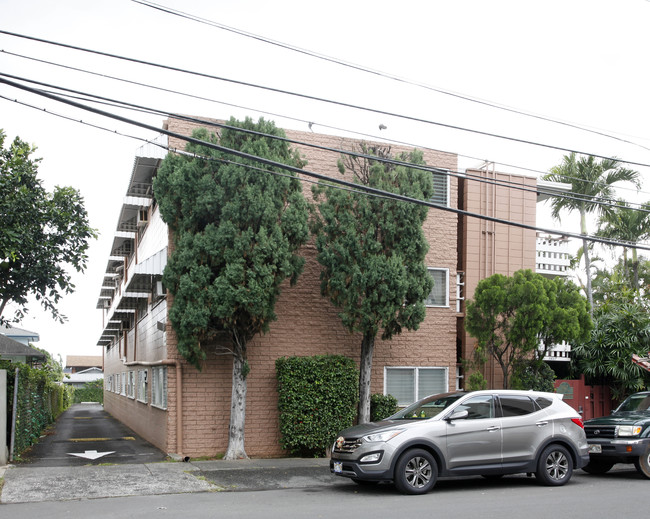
[633, 446, 650, 479]
[582, 460, 614, 475]
[536, 445, 573, 486]
[393, 449, 438, 495]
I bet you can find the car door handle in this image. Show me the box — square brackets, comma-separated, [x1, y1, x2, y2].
[486, 426, 501, 432]
[536, 421, 549, 427]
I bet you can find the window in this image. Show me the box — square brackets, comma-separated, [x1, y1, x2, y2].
[121, 371, 127, 396]
[385, 367, 448, 407]
[115, 373, 121, 394]
[106, 375, 112, 392]
[456, 395, 495, 420]
[425, 268, 449, 307]
[127, 371, 135, 399]
[151, 366, 168, 409]
[137, 369, 148, 403]
[430, 171, 449, 206]
[499, 395, 536, 417]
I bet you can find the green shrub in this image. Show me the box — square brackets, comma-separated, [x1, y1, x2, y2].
[276, 355, 358, 457]
[512, 360, 556, 392]
[370, 393, 398, 421]
[466, 371, 488, 391]
[72, 378, 104, 404]
[1, 360, 72, 457]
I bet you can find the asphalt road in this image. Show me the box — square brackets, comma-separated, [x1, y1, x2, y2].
[1, 467, 648, 519]
[16, 403, 168, 466]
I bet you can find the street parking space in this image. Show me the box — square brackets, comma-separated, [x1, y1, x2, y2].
[16, 403, 168, 467]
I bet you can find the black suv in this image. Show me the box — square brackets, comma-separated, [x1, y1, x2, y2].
[583, 391, 650, 478]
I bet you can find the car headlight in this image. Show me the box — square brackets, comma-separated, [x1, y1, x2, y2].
[617, 425, 642, 437]
[362, 430, 403, 443]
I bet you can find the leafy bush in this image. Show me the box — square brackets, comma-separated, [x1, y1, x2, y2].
[72, 378, 104, 404]
[1, 360, 73, 457]
[466, 371, 488, 391]
[370, 393, 398, 421]
[512, 360, 556, 393]
[276, 355, 358, 457]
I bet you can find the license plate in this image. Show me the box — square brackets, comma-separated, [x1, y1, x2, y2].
[333, 462, 343, 473]
[588, 444, 602, 454]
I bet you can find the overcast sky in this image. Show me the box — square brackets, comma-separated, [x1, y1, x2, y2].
[1, 0, 649, 363]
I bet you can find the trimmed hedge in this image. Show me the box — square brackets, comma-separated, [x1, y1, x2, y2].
[1, 360, 73, 458]
[370, 393, 398, 421]
[276, 355, 358, 457]
[72, 378, 104, 404]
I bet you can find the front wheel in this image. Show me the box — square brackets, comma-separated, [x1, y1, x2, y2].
[393, 449, 438, 495]
[536, 445, 573, 486]
[633, 446, 650, 479]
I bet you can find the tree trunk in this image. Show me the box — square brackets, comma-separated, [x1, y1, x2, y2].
[224, 341, 248, 460]
[632, 248, 639, 291]
[580, 210, 594, 315]
[358, 332, 375, 424]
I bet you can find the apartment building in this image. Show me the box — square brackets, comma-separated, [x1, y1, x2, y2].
[96, 118, 549, 458]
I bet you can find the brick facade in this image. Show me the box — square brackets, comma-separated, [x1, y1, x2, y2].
[100, 117, 534, 458]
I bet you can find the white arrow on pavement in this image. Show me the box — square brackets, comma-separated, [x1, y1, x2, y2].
[68, 450, 116, 460]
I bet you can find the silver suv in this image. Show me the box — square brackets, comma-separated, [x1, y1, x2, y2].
[330, 390, 589, 494]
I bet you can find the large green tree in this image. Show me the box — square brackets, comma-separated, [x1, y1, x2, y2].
[537, 276, 592, 361]
[0, 130, 96, 325]
[592, 257, 650, 306]
[467, 271, 591, 389]
[311, 144, 434, 423]
[153, 118, 309, 459]
[542, 153, 640, 313]
[597, 199, 650, 291]
[571, 300, 650, 399]
[466, 270, 549, 389]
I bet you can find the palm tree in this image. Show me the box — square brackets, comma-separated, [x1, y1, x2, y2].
[597, 199, 650, 290]
[543, 153, 640, 313]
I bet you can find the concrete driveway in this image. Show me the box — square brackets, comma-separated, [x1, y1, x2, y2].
[16, 402, 168, 466]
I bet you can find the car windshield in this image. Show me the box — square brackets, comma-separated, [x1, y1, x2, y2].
[389, 392, 466, 420]
[616, 393, 650, 413]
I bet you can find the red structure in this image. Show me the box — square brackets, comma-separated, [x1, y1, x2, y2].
[554, 376, 613, 420]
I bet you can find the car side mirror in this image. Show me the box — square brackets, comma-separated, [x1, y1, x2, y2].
[446, 410, 469, 422]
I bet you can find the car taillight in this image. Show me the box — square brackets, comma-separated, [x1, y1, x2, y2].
[571, 418, 584, 429]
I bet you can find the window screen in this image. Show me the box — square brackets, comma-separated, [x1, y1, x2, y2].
[425, 268, 449, 307]
[386, 367, 448, 406]
[430, 172, 449, 206]
[386, 368, 415, 406]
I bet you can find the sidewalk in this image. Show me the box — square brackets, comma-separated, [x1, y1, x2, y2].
[0, 458, 334, 504]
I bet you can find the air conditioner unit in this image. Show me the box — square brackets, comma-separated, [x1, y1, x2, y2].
[137, 209, 149, 226]
[153, 280, 166, 300]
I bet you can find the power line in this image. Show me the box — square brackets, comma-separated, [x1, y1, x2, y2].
[3, 43, 650, 204]
[2, 75, 649, 253]
[131, 0, 650, 154]
[2, 29, 650, 169]
[3, 70, 649, 217]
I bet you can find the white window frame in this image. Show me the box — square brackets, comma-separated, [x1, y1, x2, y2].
[425, 267, 449, 307]
[121, 371, 127, 396]
[127, 370, 135, 399]
[384, 366, 449, 407]
[151, 366, 168, 410]
[115, 373, 121, 394]
[137, 369, 148, 404]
